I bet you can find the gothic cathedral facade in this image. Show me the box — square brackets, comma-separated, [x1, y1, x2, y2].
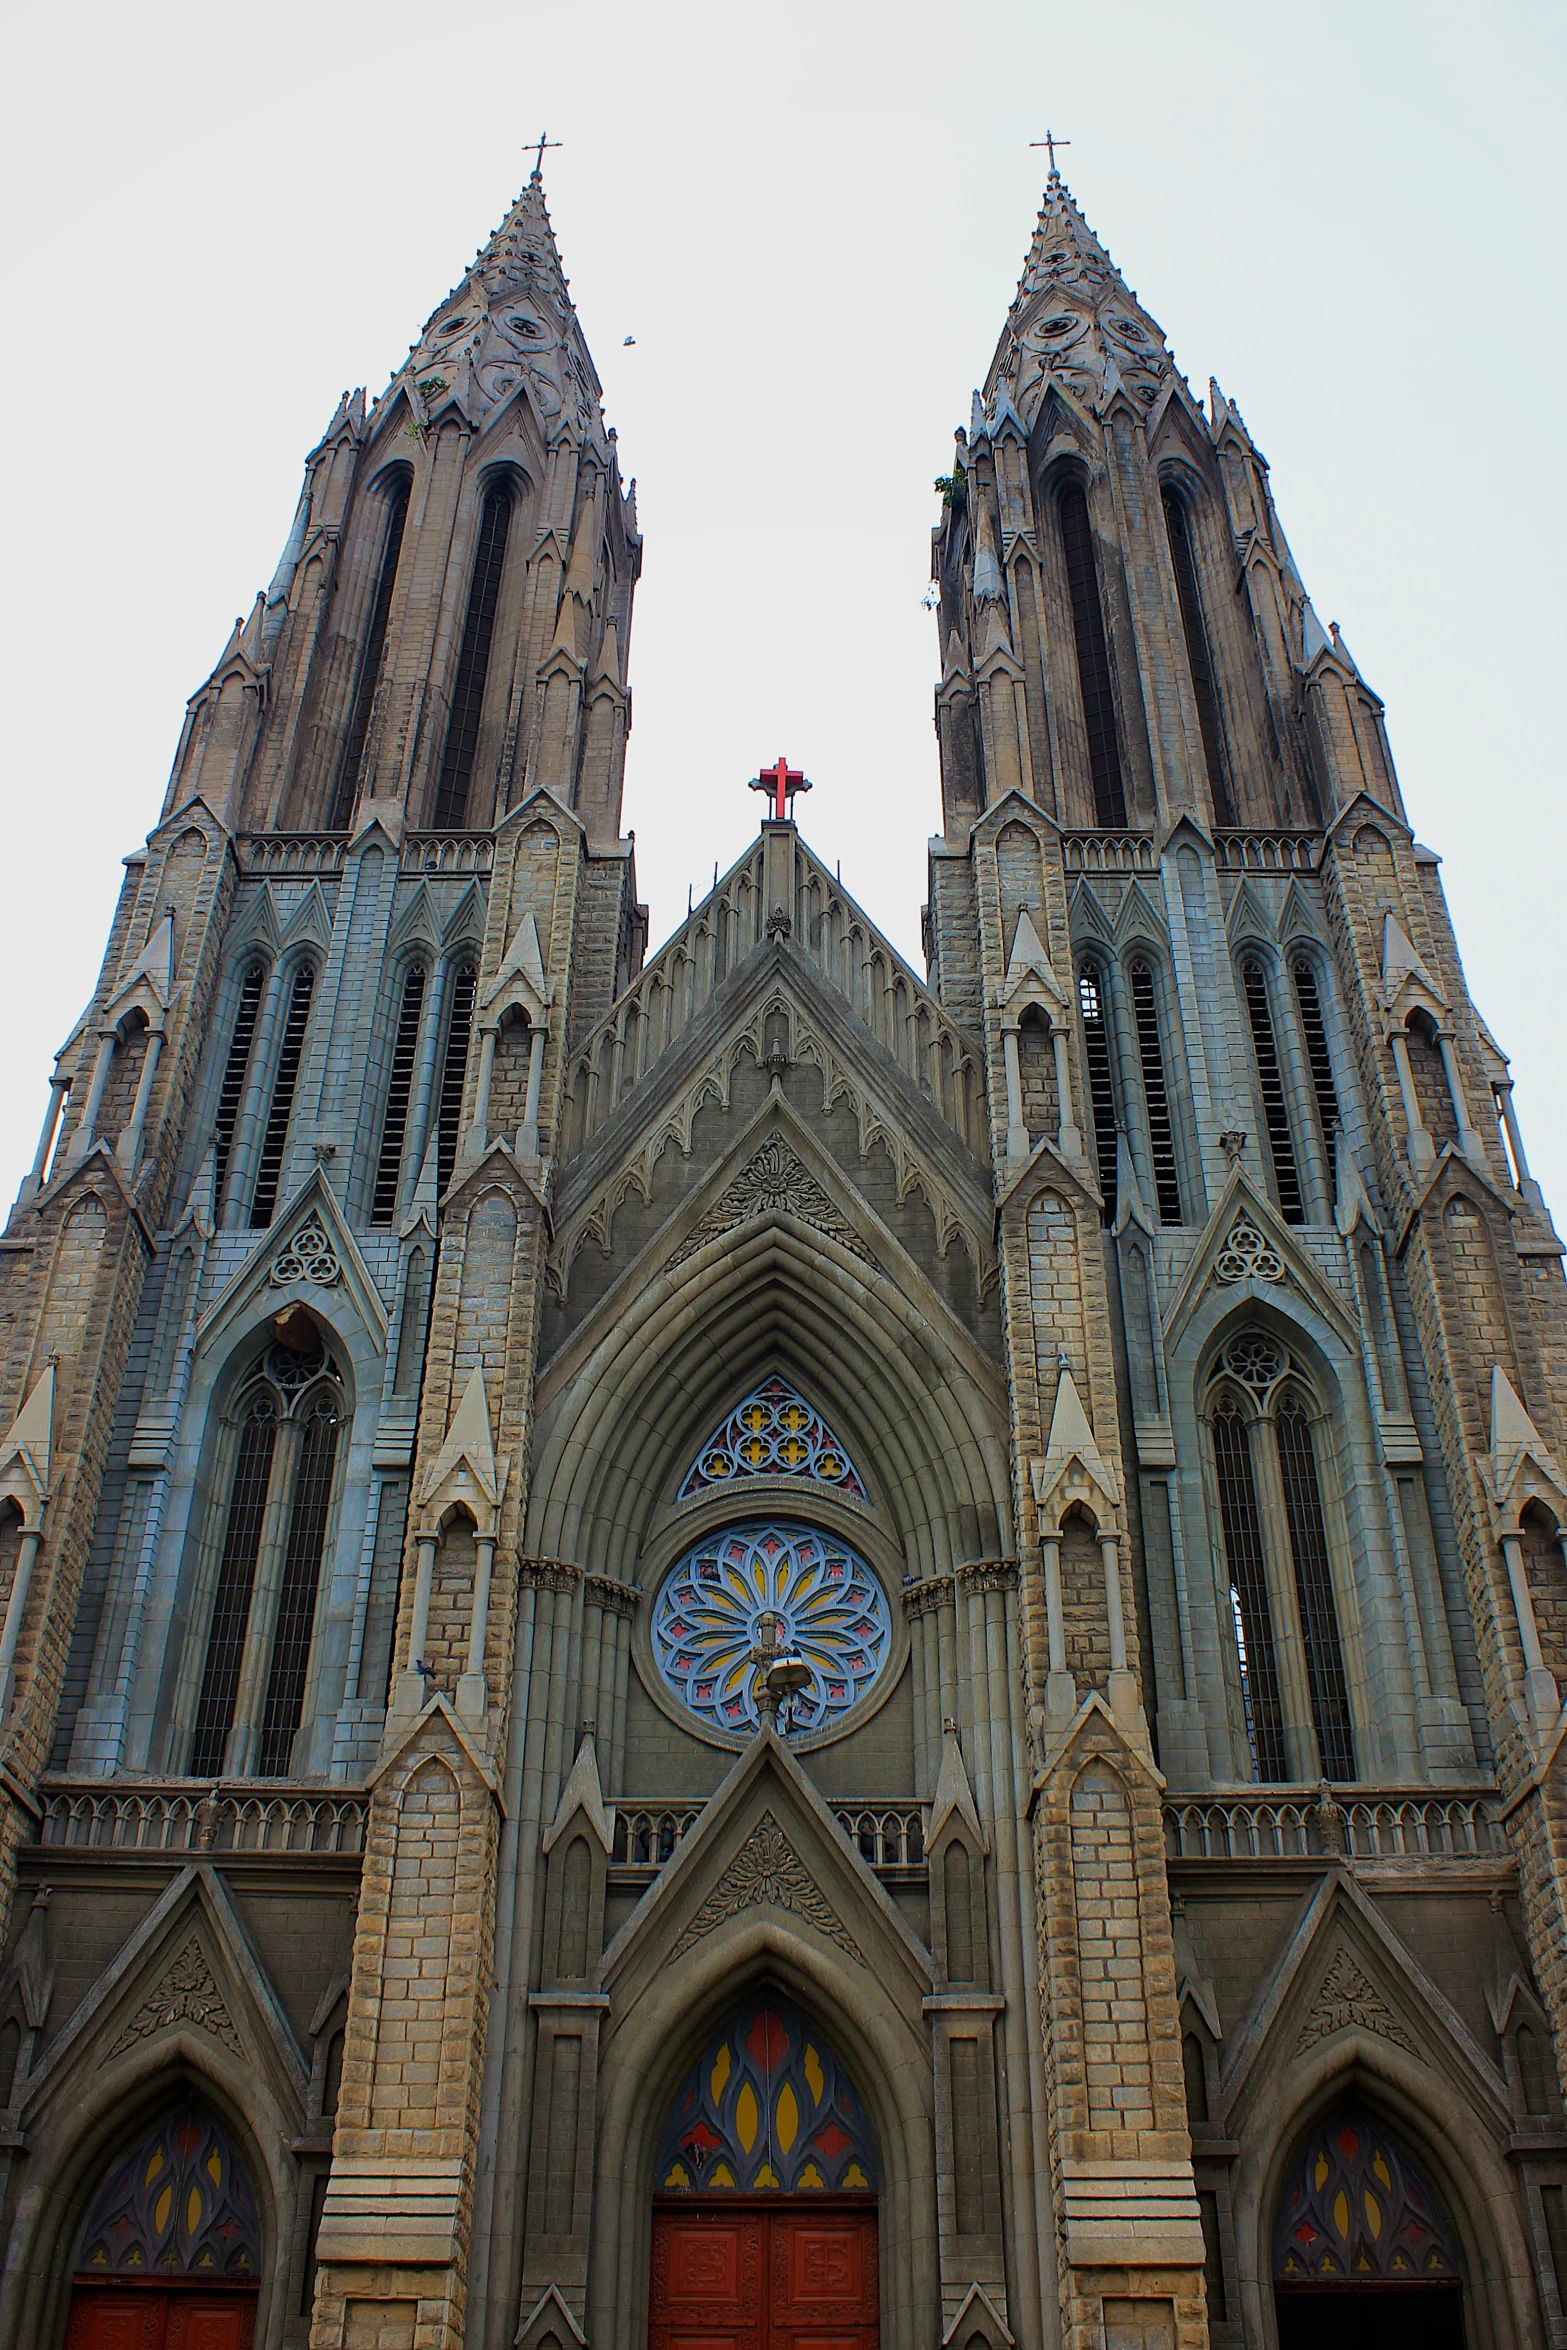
[0, 158, 1563, 2350]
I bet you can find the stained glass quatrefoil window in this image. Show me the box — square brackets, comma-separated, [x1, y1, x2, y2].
[652, 1520, 892, 1738]
[679, 1376, 867, 1502]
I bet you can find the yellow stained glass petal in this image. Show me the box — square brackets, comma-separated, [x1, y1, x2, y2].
[803, 2045, 825, 2105]
[1333, 2190, 1350, 2240]
[153, 2186, 172, 2236]
[710, 2044, 732, 2102]
[1314, 2154, 1329, 2190]
[799, 2162, 825, 2187]
[187, 2187, 204, 2236]
[1372, 2152, 1392, 2190]
[755, 2163, 779, 2188]
[776, 2082, 799, 2152]
[844, 2163, 868, 2187]
[735, 2081, 759, 2154]
[665, 2162, 690, 2188]
[206, 2150, 223, 2188]
[145, 2148, 165, 2186]
[1363, 2190, 1382, 2238]
[710, 2162, 735, 2187]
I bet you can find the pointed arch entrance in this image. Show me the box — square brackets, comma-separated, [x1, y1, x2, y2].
[1273, 2105, 1463, 2349]
[63, 2098, 261, 2347]
[649, 1993, 879, 2350]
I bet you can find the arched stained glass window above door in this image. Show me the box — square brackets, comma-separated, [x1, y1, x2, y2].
[658, 1995, 878, 2192]
[679, 1376, 867, 1502]
[1274, 2107, 1459, 2285]
[76, 2101, 261, 2279]
[652, 1522, 891, 1739]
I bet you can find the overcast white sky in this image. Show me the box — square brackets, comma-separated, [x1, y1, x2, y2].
[2, 0, 1562, 1216]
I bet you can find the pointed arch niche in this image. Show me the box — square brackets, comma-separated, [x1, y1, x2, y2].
[64, 2097, 262, 2345]
[1272, 2104, 1463, 2345]
[657, 1992, 878, 2193]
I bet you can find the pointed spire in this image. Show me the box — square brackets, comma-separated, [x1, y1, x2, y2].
[118, 910, 177, 1006]
[589, 618, 622, 686]
[1382, 913, 1446, 1011]
[420, 1365, 502, 1508]
[543, 1732, 614, 1854]
[1300, 599, 1332, 665]
[482, 912, 553, 1020]
[989, 170, 1176, 436]
[1113, 1128, 1155, 1238]
[263, 477, 313, 645]
[1004, 905, 1052, 989]
[1031, 1366, 1119, 1526]
[400, 1131, 441, 1237]
[928, 1721, 987, 1850]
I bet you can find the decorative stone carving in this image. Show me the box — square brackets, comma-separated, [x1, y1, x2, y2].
[669, 1812, 865, 1966]
[956, 1561, 1019, 1596]
[1214, 1219, 1285, 1284]
[109, 1936, 242, 2058]
[269, 1215, 341, 1289]
[583, 1571, 640, 1618]
[1293, 1946, 1416, 2058]
[903, 1574, 956, 1620]
[667, 1139, 875, 1270]
[520, 1558, 583, 1594]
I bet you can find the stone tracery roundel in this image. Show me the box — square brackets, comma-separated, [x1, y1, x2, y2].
[651, 1522, 891, 1740]
[1214, 1218, 1285, 1284]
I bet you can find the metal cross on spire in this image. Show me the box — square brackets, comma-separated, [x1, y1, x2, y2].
[528, 130, 563, 177]
[749, 756, 812, 825]
[1030, 129, 1071, 174]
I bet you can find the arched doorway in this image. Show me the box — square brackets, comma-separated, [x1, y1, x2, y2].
[650, 1992, 878, 2350]
[1273, 2104, 1464, 2348]
[63, 2099, 261, 2348]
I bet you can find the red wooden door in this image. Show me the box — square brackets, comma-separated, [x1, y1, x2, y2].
[650, 2202, 876, 2350]
[65, 2287, 257, 2350]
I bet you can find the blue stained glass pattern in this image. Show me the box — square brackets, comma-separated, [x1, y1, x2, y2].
[1273, 2106, 1459, 2284]
[652, 1520, 891, 1738]
[657, 1994, 878, 2192]
[679, 1376, 867, 1502]
[76, 2101, 261, 2278]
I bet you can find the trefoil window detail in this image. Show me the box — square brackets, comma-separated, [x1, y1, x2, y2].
[1057, 481, 1127, 826]
[679, 1375, 867, 1502]
[434, 484, 512, 828]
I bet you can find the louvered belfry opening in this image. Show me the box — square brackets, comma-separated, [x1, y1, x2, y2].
[1292, 960, 1341, 1200]
[1276, 1400, 1355, 1779]
[1130, 961, 1181, 1224]
[1057, 480, 1127, 827]
[436, 963, 479, 1195]
[331, 470, 411, 828]
[250, 962, 315, 1228]
[1162, 487, 1233, 826]
[1242, 960, 1304, 1223]
[213, 961, 264, 1204]
[1078, 964, 1119, 1224]
[434, 484, 513, 829]
[372, 963, 427, 1224]
[1212, 1399, 1289, 1781]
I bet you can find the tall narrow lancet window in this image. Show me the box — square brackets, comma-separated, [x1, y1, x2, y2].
[1078, 964, 1119, 1224]
[434, 485, 513, 828]
[371, 963, 427, 1225]
[1241, 960, 1304, 1223]
[1057, 481, 1127, 826]
[256, 1385, 341, 1774]
[1292, 960, 1341, 1201]
[212, 961, 265, 1203]
[250, 962, 315, 1228]
[435, 962, 478, 1196]
[1211, 1398, 1289, 1781]
[188, 1335, 345, 1779]
[330, 471, 411, 828]
[1130, 961, 1182, 1224]
[189, 1391, 277, 1776]
[1161, 488, 1233, 826]
[1275, 1400, 1355, 1777]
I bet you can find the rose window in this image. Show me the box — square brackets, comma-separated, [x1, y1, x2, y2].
[651, 1521, 891, 1739]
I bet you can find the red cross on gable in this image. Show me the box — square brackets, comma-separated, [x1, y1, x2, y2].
[749, 756, 812, 824]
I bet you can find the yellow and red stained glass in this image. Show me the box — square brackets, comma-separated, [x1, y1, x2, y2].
[1273, 2107, 1458, 2285]
[679, 1377, 868, 1503]
[76, 2101, 261, 2278]
[657, 1995, 877, 2193]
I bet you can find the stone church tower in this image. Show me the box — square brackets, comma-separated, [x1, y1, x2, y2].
[0, 152, 1564, 2350]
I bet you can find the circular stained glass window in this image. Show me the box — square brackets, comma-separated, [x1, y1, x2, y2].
[652, 1521, 892, 1740]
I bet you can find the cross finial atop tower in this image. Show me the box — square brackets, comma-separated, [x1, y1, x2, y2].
[528, 130, 563, 179]
[1029, 129, 1071, 176]
[749, 756, 812, 825]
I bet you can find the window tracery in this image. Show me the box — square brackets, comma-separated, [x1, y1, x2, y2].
[1205, 1333, 1355, 1783]
[189, 1333, 344, 1778]
[1274, 2107, 1458, 2285]
[678, 1375, 866, 1502]
[651, 1521, 891, 1740]
[76, 2101, 261, 2280]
